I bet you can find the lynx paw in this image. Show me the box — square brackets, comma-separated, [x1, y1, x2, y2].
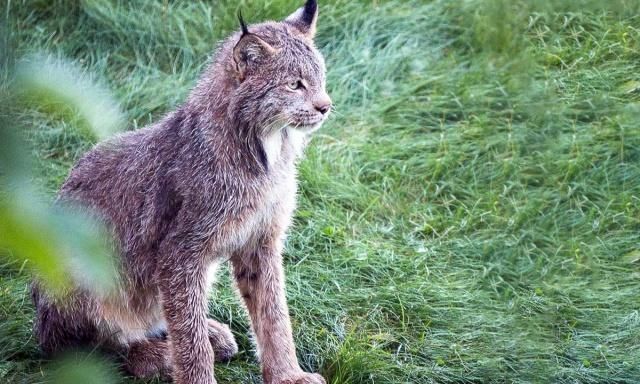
[207, 319, 238, 362]
[269, 372, 326, 384]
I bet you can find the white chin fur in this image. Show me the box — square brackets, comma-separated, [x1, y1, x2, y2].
[261, 124, 312, 167]
[287, 126, 309, 157]
[294, 121, 323, 133]
[262, 129, 285, 167]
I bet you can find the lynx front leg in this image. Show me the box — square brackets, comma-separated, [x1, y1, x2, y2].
[231, 236, 325, 384]
[159, 248, 216, 384]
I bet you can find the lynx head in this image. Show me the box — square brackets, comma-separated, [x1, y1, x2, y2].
[225, 0, 331, 135]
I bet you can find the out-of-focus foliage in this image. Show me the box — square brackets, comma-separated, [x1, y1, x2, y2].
[0, 42, 121, 383]
[49, 353, 119, 384]
[16, 55, 125, 142]
[1, 52, 120, 296]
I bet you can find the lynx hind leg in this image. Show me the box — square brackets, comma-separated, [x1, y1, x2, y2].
[122, 338, 172, 379]
[207, 318, 238, 362]
[32, 284, 100, 357]
[127, 318, 237, 368]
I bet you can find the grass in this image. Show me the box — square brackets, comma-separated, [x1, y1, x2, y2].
[2, 0, 640, 382]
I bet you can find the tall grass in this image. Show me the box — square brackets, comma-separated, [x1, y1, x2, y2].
[2, 0, 640, 383]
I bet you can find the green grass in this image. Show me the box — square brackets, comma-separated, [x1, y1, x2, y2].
[2, 0, 640, 382]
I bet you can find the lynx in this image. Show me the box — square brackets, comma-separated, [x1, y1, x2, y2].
[31, 1, 331, 383]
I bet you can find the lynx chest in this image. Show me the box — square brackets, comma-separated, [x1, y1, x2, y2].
[217, 168, 298, 256]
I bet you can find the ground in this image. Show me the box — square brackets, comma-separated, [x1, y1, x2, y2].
[1, 0, 640, 383]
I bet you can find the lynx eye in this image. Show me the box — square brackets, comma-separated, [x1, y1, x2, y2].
[287, 80, 305, 90]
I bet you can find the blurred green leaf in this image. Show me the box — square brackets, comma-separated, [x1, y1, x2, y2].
[0, 186, 117, 296]
[0, 53, 120, 295]
[0, 39, 123, 383]
[15, 54, 125, 142]
[50, 353, 119, 384]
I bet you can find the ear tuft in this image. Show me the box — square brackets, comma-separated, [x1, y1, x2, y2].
[232, 21, 278, 81]
[301, 0, 318, 26]
[238, 9, 249, 36]
[285, 0, 318, 39]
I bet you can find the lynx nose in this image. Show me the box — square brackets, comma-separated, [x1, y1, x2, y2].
[313, 95, 332, 115]
[316, 103, 331, 115]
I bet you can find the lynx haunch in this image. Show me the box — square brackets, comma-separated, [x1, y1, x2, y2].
[32, 1, 331, 383]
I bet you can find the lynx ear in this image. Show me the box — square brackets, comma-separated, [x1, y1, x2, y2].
[285, 0, 318, 39]
[233, 11, 277, 79]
